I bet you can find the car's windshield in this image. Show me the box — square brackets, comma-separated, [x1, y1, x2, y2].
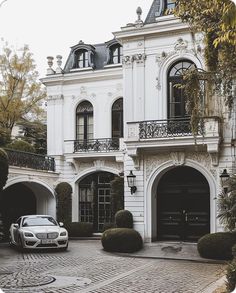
[22, 217, 58, 227]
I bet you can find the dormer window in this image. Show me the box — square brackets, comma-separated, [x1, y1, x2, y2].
[77, 50, 89, 68]
[110, 45, 123, 64]
[104, 39, 123, 66]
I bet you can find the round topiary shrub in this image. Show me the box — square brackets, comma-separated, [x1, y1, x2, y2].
[67, 222, 93, 237]
[101, 228, 143, 253]
[55, 182, 72, 227]
[115, 210, 133, 228]
[197, 232, 236, 260]
[0, 148, 8, 191]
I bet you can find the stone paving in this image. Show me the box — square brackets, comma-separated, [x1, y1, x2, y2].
[0, 240, 226, 293]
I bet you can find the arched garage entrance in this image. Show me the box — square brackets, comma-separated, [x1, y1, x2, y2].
[0, 181, 55, 239]
[157, 166, 210, 241]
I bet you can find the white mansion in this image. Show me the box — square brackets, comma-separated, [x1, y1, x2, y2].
[42, 0, 236, 242]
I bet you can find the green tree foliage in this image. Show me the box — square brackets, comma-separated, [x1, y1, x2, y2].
[22, 120, 47, 154]
[217, 175, 236, 231]
[0, 148, 8, 191]
[0, 127, 10, 147]
[175, 0, 236, 110]
[0, 41, 46, 133]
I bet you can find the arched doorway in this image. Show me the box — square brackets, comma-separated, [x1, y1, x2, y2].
[0, 181, 56, 239]
[78, 172, 116, 232]
[157, 166, 210, 241]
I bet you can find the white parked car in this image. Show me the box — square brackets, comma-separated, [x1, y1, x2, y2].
[9, 215, 68, 251]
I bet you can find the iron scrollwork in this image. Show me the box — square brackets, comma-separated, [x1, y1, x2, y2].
[139, 118, 203, 139]
[74, 138, 119, 152]
[5, 149, 55, 172]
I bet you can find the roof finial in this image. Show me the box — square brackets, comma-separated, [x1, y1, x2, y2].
[135, 7, 143, 28]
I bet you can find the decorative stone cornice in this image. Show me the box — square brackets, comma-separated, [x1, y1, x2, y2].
[47, 94, 64, 101]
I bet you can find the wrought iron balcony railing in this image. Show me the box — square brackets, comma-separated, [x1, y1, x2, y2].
[139, 118, 203, 139]
[5, 148, 55, 172]
[74, 138, 120, 152]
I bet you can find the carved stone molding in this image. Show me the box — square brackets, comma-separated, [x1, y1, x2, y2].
[122, 55, 134, 66]
[174, 38, 188, 52]
[170, 152, 185, 166]
[133, 53, 146, 64]
[47, 94, 64, 101]
[145, 153, 170, 180]
[209, 153, 219, 167]
[123, 53, 146, 66]
[80, 86, 87, 94]
[145, 151, 215, 181]
[94, 160, 105, 170]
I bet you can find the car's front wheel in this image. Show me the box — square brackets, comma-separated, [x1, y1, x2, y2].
[18, 236, 25, 252]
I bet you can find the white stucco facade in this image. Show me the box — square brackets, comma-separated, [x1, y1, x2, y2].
[41, 5, 236, 242]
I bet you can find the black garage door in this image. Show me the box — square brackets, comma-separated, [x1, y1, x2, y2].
[157, 166, 210, 241]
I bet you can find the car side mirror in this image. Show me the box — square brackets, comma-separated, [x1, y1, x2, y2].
[13, 224, 19, 229]
[59, 222, 64, 227]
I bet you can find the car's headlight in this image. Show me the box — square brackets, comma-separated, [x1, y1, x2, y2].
[24, 232, 34, 237]
[60, 231, 67, 236]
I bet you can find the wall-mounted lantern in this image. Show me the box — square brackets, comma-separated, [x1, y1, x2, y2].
[127, 171, 137, 194]
[220, 169, 230, 193]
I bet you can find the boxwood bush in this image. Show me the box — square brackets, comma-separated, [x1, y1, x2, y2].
[55, 182, 72, 227]
[101, 228, 143, 253]
[67, 222, 93, 237]
[197, 232, 236, 260]
[115, 210, 133, 228]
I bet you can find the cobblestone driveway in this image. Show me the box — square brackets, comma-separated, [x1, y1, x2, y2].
[0, 240, 225, 293]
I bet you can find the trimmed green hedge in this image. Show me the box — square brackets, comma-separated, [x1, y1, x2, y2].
[115, 210, 133, 228]
[68, 222, 93, 237]
[101, 228, 143, 253]
[6, 140, 36, 153]
[0, 148, 8, 191]
[197, 232, 236, 260]
[55, 182, 72, 227]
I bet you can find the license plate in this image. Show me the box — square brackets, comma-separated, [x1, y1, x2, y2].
[41, 239, 54, 244]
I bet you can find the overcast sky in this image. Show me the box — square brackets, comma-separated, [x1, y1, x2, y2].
[0, 0, 153, 78]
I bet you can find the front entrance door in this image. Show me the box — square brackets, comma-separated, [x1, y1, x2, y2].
[157, 167, 210, 241]
[79, 172, 115, 232]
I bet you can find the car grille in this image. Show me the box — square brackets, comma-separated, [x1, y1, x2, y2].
[36, 232, 59, 239]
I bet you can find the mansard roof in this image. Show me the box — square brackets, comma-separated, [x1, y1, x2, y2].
[145, 0, 166, 24]
[63, 39, 121, 73]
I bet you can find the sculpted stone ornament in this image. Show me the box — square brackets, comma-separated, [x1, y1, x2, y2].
[46, 56, 55, 75]
[122, 55, 134, 66]
[135, 6, 144, 28]
[55, 55, 63, 74]
[133, 53, 146, 64]
[170, 152, 185, 166]
[174, 38, 188, 53]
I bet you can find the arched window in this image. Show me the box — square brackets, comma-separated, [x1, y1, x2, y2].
[110, 45, 123, 64]
[168, 60, 195, 119]
[76, 101, 93, 141]
[75, 50, 89, 68]
[112, 98, 123, 138]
